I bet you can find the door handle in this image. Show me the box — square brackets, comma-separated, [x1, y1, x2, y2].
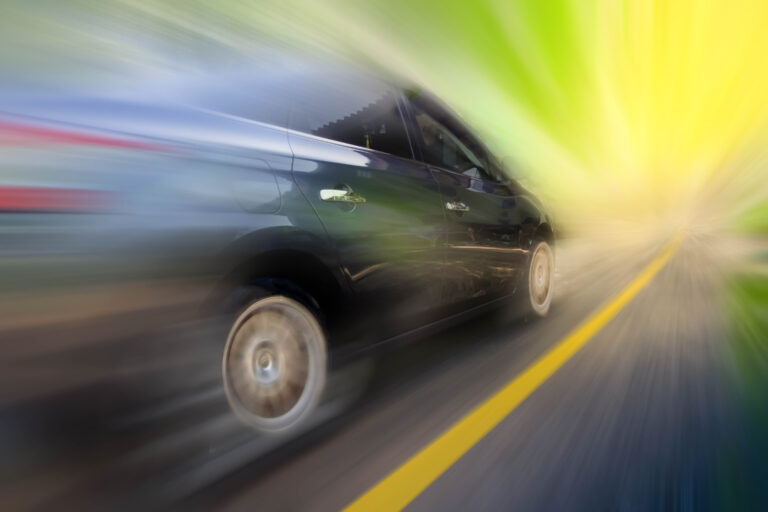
[320, 187, 366, 203]
[445, 200, 470, 212]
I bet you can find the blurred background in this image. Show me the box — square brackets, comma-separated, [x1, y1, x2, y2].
[0, 1, 766, 510]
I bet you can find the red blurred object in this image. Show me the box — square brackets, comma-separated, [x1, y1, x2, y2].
[0, 119, 164, 151]
[0, 186, 113, 213]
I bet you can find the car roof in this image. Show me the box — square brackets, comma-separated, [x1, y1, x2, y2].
[0, 52, 418, 126]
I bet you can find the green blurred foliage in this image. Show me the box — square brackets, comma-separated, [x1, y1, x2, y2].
[721, 273, 768, 507]
[734, 202, 768, 235]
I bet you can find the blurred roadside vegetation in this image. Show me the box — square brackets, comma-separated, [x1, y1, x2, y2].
[733, 202, 768, 235]
[720, 270, 768, 508]
[721, 202, 767, 507]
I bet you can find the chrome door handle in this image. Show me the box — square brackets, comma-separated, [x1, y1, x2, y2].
[320, 188, 366, 203]
[445, 200, 470, 212]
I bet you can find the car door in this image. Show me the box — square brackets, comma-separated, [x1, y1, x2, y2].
[287, 76, 448, 344]
[403, 92, 529, 309]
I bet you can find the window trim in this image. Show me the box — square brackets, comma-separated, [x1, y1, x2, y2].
[287, 86, 417, 162]
[401, 92, 504, 184]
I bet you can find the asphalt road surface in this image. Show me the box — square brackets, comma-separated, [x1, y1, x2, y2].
[1, 233, 760, 511]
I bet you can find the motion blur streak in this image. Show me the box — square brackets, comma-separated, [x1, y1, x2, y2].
[0, 1, 766, 511]
[0, 186, 113, 213]
[0, 120, 166, 151]
[2, 2, 767, 227]
[344, 235, 681, 512]
[304, 0, 768, 233]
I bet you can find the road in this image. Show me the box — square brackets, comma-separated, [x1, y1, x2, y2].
[0, 233, 760, 510]
[191, 235, 736, 512]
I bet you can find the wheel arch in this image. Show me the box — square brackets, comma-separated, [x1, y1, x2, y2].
[535, 222, 555, 245]
[210, 227, 349, 340]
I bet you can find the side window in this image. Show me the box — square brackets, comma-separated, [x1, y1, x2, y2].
[409, 98, 497, 181]
[291, 82, 413, 160]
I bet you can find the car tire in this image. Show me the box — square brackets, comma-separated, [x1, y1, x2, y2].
[525, 240, 554, 317]
[222, 293, 327, 434]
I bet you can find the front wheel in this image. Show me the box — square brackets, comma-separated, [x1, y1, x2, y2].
[222, 295, 327, 434]
[526, 240, 554, 317]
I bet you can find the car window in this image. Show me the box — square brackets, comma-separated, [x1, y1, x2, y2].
[409, 96, 499, 182]
[290, 78, 413, 160]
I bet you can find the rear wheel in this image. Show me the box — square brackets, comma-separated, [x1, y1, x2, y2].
[527, 241, 554, 317]
[222, 295, 327, 434]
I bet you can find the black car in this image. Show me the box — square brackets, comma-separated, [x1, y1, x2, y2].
[0, 58, 555, 434]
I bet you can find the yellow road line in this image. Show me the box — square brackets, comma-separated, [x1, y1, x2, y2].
[343, 235, 682, 512]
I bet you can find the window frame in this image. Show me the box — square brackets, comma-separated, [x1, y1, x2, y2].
[401, 91, 505, 183]
[287, 84, 417, 162]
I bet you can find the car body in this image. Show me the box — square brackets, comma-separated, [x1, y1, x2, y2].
[0, 58, 555, 432]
